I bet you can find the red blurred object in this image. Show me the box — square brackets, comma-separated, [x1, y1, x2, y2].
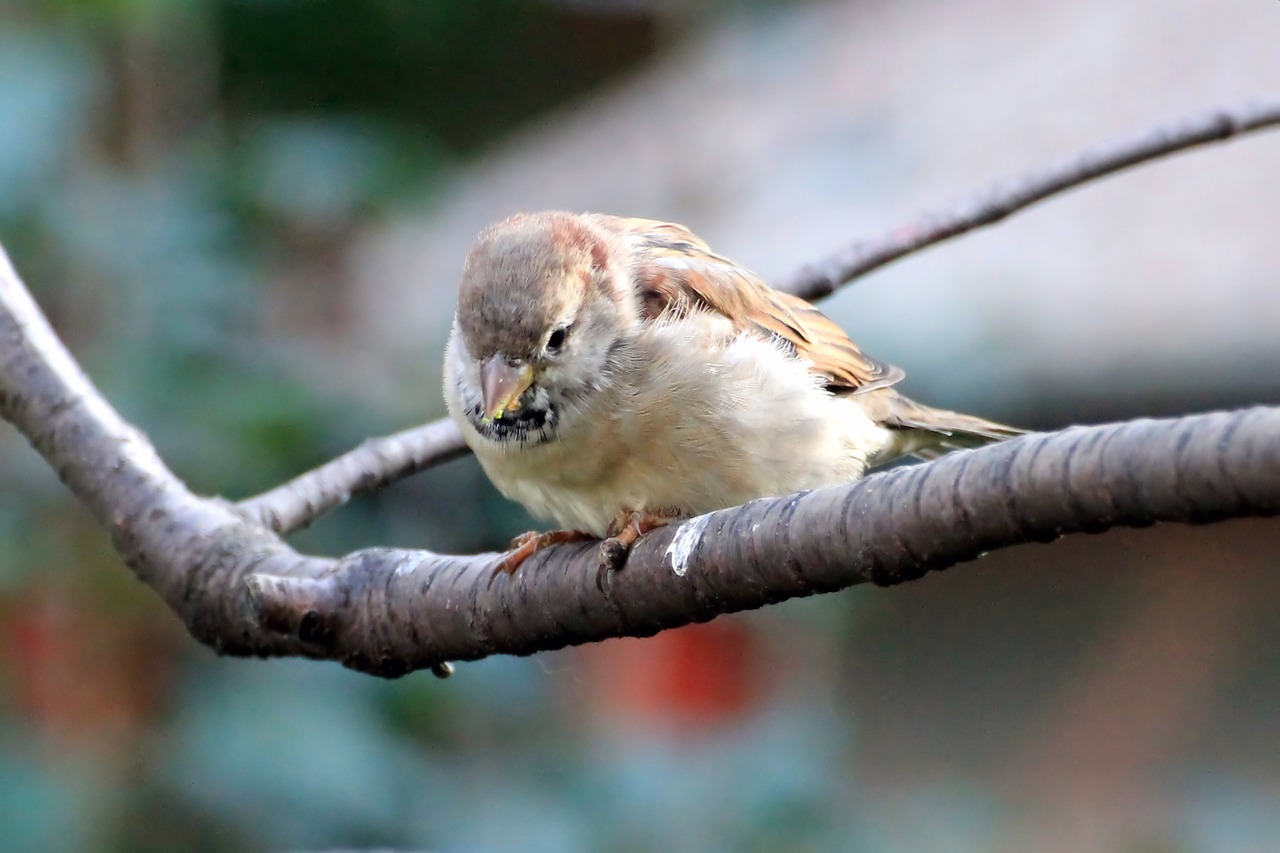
[581, 617, 764, 733]
[0, 586, 172, 750]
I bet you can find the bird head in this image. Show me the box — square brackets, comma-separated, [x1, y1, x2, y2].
[449, 212, 636, 437]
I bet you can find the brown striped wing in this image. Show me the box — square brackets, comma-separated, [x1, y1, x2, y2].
[597, 215, 904, 394]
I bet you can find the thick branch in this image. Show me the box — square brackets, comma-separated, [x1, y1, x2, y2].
[238, 96, 1280, 532]
[0, 248, 321, 657]
[2, 246, 1278, 676]
[246, 409, 1280, 676]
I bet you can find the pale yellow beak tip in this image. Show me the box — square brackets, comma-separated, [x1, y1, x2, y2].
[480, 356, 535, 422]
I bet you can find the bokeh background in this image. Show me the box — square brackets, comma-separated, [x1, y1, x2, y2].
[1, 0, 1279, 850]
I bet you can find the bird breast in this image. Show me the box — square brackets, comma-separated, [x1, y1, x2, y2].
[455, 316, 896, 537]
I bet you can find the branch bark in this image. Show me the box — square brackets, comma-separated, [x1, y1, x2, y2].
[238, 96, 1280, 534]
[2, 246, 1278, 677]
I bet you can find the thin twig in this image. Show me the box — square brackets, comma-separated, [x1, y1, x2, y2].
[779, 97, 1280, 299]
[238, 419, 468, 534]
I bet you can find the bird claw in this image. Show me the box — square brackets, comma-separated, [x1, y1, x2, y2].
[489, 528, 593, 584]
[593, 509, 677, 591]
[507, 530, 540, 550]
[490, 512, 674, 589]
[488, 554, 522, 583]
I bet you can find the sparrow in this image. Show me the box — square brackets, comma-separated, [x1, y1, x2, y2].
[443, 211, 1023, 575]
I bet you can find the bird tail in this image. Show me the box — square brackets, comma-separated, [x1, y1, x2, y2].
[868, 391, 1028, 462]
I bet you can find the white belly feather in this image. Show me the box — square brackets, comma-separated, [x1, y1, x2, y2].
[447, 320, 894, 537]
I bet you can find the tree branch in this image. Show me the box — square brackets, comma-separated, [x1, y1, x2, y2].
[2, 246, 1277, 677]
[236, 96, 1280, 533]
[779, 96, 1280, 300]
[238, 419, 468, 534]
[246, 409, 1280, 677]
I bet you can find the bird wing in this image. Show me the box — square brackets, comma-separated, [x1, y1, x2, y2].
[594, 215, 904, 394]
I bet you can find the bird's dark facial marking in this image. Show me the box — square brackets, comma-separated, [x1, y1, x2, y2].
[493, 405, 547, 431]
[467, 398, 557, 447]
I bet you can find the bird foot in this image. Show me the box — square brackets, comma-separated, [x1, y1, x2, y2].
[491, 529, 594, 580]
[596, 509, 674, 581]
[491, 511, 675, 588]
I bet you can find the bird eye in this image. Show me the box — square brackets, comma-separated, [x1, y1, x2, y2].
[546, 325, 570, 353]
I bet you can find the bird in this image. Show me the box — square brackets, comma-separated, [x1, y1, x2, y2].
[443, 211, 1023, 576]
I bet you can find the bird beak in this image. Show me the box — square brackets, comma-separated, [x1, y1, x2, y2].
[480, 355, 534, 421]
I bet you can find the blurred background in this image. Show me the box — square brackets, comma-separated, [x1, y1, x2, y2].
[0, 0, 1278, 850]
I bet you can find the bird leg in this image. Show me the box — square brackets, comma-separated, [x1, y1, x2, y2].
[492, 529, 594, 578]
[598, 509, 674, 573]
